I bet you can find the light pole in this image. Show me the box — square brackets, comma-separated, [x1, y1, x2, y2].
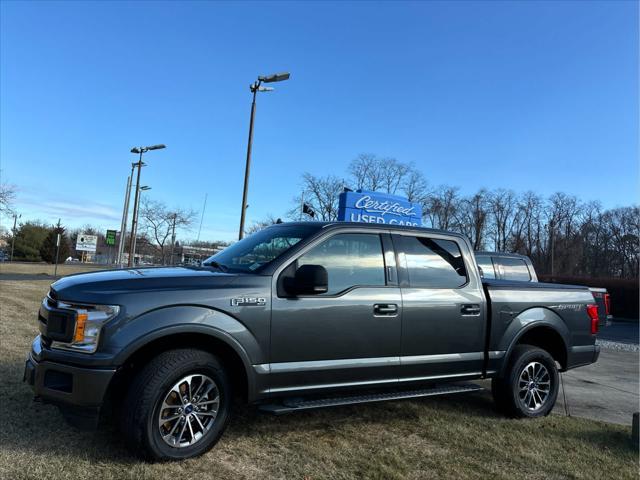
[128, 144, 165, 267]
[117, 162, 136, 267]
[130, 185, 151, 266]
[238, 72, 290, 240]
[10, 212, 21, 261]
[170, 212, 177, 266]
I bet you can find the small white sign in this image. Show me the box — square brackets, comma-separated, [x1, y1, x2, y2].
[76, 233, 98, 252]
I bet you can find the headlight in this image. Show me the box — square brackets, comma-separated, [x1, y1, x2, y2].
[51, 302, 120, 354]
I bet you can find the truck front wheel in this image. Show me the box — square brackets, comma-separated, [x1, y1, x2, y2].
[120, 349, 231, 460]
[492, 344, 559, 418]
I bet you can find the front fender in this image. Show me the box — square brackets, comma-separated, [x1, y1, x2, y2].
[106, 305, 263, 365]
[103, 306, 265, 400]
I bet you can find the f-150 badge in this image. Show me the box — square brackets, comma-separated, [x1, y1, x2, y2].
[231, 297, 267, 307]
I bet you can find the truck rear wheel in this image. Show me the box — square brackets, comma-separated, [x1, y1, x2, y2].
[120, 349, 231, 460]
[491, 344, 559, 418]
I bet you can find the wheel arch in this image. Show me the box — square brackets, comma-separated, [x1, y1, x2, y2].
[499, 308, 570, 376]
[103, 306, 264, 412]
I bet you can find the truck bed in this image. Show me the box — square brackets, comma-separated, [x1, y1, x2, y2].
[482, 278, 597, 372]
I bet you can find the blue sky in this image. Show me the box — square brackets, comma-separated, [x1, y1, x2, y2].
[1, 1, 637, 241]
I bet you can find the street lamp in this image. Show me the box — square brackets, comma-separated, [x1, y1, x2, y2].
[128, 145, 165, 267]
[238, 72, 290, 240]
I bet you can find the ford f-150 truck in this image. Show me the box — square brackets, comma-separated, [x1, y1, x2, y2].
[25, 222, 600, 460]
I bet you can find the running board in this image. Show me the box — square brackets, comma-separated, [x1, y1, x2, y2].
[258, 383, 484, 415]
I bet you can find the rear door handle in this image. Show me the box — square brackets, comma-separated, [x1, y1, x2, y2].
[461, 304, 481, 316]
[374, 304, 398, 315]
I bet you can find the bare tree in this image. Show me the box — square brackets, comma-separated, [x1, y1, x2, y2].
[246, 215, 281, 234]
[402, 169, 429, 203]
[139, 198, 196, 264]
[487, 189, 518, 251]
[290, 173, 345, 221]
[348, 154, 414, 195]
[289, 158, 638, 281]
[424, 186, 460, 230]
[0, 179, 16, 215]
[349, 153, 384, 191]
[455, 189, 489, 250]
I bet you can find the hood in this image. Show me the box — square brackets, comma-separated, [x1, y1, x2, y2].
[51, 266, 239, 302]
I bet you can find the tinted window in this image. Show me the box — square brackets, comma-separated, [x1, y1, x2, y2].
[401, 236, 468, 288]
[298, 233, 385, 295]
[475, 255, 496, 279]
[498, 257, 531, 281]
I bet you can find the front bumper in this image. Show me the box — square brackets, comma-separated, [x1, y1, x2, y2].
[24, 338, 116, 409]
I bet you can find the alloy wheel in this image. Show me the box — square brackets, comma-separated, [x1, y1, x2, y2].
[517, 361, 551, 412]
[157, 374, 220, 448]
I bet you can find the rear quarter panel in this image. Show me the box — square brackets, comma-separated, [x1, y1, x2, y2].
[486, 282, 595, 371]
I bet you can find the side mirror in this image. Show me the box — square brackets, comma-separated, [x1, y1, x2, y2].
[285, 264, 328, 295]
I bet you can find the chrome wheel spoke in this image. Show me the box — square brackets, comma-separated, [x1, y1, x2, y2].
[163, 417, 182, 441]
[177, 419, 188, 444]
[195, 410, 217, 417]
[159, 414, 182, 425]
[187, 416, 195, 441]
[191, 376, 206, 401]
[193, 413, 206, 431]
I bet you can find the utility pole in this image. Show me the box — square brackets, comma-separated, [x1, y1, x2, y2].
[117, 163, 135, 267]
[10, 212, 20, 262]
[128, 150, 144, 267]
[170, 213, 177, 266]
[550, 219, 555, 277]
[53, 218, 61, 277]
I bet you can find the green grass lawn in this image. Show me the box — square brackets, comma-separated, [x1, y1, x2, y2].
[0, 279, 637, 480]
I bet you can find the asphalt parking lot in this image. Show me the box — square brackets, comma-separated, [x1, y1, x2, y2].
[554, 348, 639, 426]
[556, 320, 639, 426]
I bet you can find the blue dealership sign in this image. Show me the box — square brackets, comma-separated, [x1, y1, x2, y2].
[337, 190, 423, 226]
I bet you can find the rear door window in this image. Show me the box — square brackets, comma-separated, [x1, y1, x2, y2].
[498, 257, 532, 281]
[399, 236, 468, 288]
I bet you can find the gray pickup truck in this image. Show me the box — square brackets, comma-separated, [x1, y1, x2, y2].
[25, 222, 600, 460]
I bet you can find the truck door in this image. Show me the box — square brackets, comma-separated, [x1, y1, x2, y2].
[269, 231, 402, 393]
[393, 233, 487, 381]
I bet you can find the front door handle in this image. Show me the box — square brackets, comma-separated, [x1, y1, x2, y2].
[374, 304, 398, 315]
[461, 304, 481, 316]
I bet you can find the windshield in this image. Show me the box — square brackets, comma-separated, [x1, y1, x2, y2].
[203, 224, 322, 273]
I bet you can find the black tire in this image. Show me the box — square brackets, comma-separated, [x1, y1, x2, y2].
[120, 349, 231, 460]
[491, 344, 559, 418]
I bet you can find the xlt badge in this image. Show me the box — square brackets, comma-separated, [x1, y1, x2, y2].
[231, 297, 267, 307]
